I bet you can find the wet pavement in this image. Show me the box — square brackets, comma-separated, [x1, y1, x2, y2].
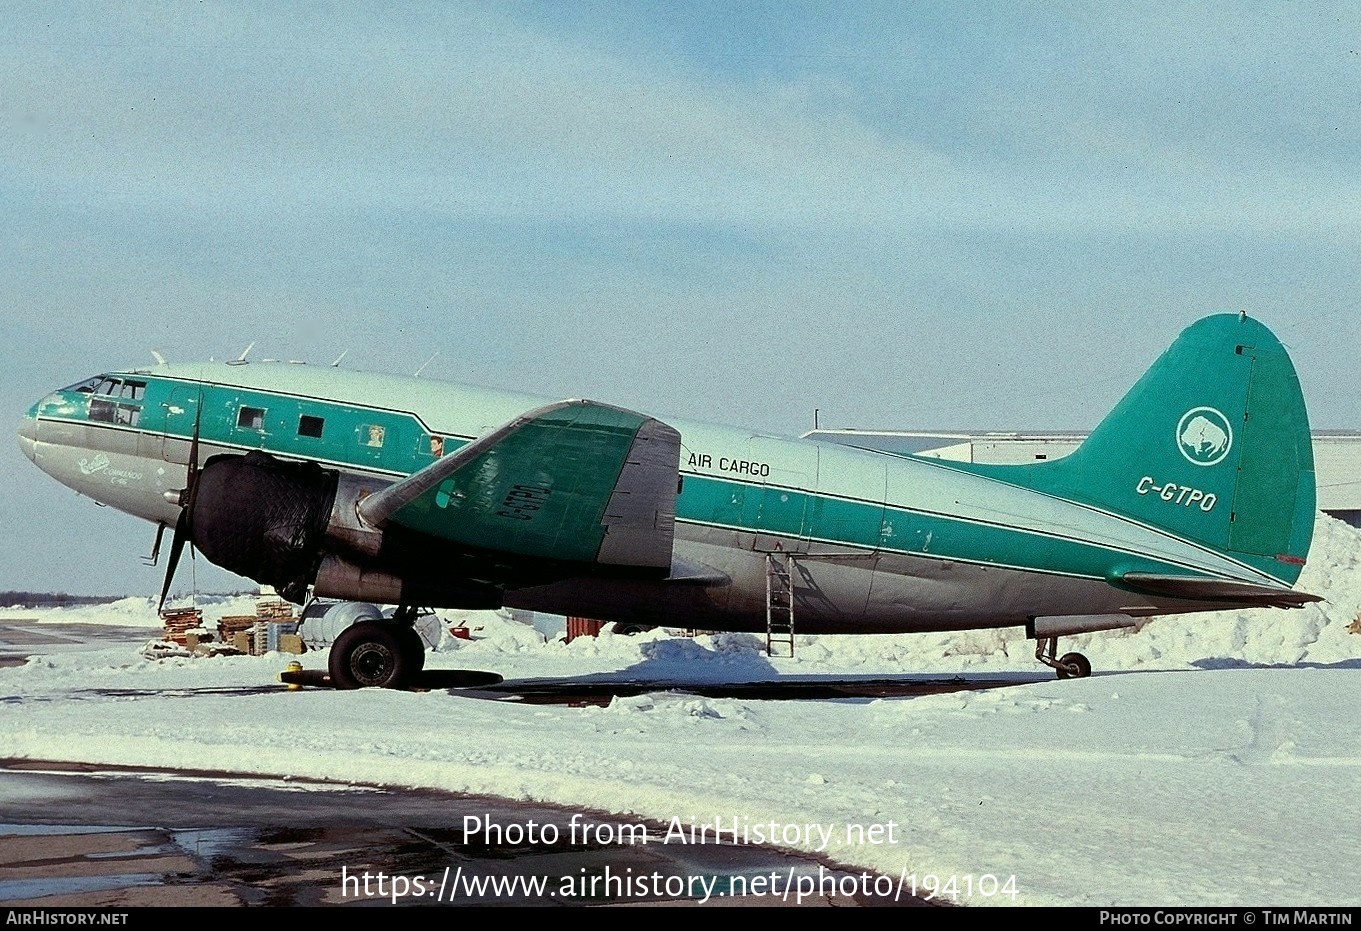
[471, 674, 1036, 705]
[278, 666, 1042, 703]
[0, 620, 141, 668]
[0, 619, 1031, 905]
[0, 762, 940, 907]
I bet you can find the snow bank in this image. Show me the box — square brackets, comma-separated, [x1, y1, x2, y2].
[1, 513, 1357, 907]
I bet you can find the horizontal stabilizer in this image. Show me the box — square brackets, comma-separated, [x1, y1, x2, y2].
[1117, 572, 1322, 608]
[667, 555, 730, 586]
[359, 400, 681, 571]
[1031, 614, 1140, 638]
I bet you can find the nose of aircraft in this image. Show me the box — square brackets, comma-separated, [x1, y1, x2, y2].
[18, 405, 38, 462]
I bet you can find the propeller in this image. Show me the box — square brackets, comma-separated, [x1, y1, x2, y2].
[157, 394, 203, 614]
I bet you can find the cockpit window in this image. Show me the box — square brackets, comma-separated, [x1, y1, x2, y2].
[68, 376, 145, 396]
[62, 375, 146, 426]
[62, 376, 103, 394]
[88, 382, 145, 427]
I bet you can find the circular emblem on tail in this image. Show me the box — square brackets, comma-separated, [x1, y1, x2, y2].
[1176, 407, 1233, 467]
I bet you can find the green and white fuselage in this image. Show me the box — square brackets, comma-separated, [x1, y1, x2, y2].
[18, 314, 1318, 638]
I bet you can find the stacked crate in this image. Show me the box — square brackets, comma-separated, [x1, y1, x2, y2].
[255, 597, 301, 654]
[160, 607, 203, 645]
[256, 597, 295, 622]
[218, 615, 257, 653]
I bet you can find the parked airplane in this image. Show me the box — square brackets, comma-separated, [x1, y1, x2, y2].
[18, 313, 1319, 688]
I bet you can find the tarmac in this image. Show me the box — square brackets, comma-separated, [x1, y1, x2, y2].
[0, 619, 963, 906]
[0, 761, 938, 907]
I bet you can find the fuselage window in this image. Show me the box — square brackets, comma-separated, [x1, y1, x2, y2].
[90, 397, 141, 427]
[299, 414, 325, 438]
[89, 398, 117, 424]
[238, 406, 267, 431]
[361, 424, 386, 448]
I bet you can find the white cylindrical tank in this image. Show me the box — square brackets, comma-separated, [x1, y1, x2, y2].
[298, 601, 444, 651]
[298, 601, 384, 650]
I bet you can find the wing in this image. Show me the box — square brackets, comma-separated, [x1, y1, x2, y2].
[358, 400, 681, 572]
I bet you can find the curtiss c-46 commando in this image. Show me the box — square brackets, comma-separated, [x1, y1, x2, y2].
[19, 313, 1319, 688]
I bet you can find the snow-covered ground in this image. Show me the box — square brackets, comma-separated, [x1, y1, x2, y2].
[2, 515, 1358, 907]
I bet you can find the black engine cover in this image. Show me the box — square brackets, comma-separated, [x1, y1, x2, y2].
[190, 451, 339, 602]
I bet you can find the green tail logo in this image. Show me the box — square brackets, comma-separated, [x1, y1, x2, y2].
[982, 314, 1316, 585]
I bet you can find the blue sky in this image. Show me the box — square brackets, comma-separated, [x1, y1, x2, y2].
[3, 2, 1358, 593]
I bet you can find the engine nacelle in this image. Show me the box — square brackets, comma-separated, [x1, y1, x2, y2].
[185, 451, 507, 608]
[189, 451, 339, 603]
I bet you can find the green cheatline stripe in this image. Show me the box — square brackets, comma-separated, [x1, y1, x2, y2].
[672, 473, 1240, 583]
[894, 455, 1283, 586]
[47, 374, 1283, 584]
[37, 408, 1252, 582]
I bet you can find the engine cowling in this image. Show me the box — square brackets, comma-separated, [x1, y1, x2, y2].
[180, 451, 505, 608]
[189, 451, 339, 603]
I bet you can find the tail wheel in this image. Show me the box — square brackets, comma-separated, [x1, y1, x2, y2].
[329, 621, 411, 689]
[1056, 651, 1092, 679]
[1035, 636, 1094, 679]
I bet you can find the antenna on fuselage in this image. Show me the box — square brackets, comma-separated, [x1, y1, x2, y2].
[331, 349, 349, 367]
[150, 349, 167, 365]
[414, 351, 438, 377]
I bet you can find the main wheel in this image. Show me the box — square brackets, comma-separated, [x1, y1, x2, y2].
[1056, 651, 1092, 679]
[328, 621, 412, 689]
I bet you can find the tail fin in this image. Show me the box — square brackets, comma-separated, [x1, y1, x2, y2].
[1007, 314, 1315, 584]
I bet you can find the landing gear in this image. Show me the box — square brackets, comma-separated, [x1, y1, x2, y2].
[329, 621, 411, 689]
[1055, 652, 1092, 679]
[327, 604, 429, 689]
[397, 625, 426, 676]
[1035, 636, 1092, 679]
[390, 604, 428, 676]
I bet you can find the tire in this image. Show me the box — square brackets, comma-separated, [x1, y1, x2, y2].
[1056, 651, 1092, 679]
[328, 621, 411, 689]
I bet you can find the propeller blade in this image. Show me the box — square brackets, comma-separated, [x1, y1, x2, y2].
[159, 390, 205, 615]
[157, 512, 189, 614]
[184, 391, 203, 500]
